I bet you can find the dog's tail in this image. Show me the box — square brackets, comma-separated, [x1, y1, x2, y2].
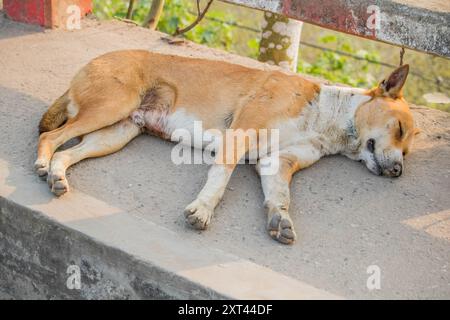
[39, 90, 70, 134]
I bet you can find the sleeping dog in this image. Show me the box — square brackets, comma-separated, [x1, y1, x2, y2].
[36, 50, 418, 244]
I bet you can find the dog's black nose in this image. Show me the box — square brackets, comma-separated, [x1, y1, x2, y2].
[390, 163, 403, 177]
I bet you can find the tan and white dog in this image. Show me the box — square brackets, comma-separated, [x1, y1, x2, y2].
[36, 50, 418, 244]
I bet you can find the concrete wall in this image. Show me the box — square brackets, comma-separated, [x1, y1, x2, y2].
[0, 197, 220, 299]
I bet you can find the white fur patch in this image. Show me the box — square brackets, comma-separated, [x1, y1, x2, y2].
[166, 108, 199, 136]
[271, 85, 372, 157]
[317, 85, 371, 129]
[197, 165, 232, 207]
[66, 101, 79, 118]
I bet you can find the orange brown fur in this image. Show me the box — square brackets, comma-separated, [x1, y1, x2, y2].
[39, 90, 69, 133]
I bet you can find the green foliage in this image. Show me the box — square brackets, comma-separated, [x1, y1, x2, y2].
[298, 35, 381, 88]
[177, 8, 234, 51]
[93, 0, 129, 19]
[246, 37, 260, 59]
[94, 0, 236, 51]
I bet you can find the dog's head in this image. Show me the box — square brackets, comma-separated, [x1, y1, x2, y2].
[352, 65, 418, 177]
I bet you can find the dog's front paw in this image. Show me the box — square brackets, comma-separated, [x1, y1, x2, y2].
[184, 199, 213, 230]
[34, 159, 49, 180]
[47, 172, 70, 196]
[267, 209, 297, 245]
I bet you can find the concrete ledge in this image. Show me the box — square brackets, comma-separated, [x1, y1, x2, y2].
[0, 16, 449, 299]
[0, 196, 211, 299]
[0, 186, 337, 299]
[0, 155, 340, 299]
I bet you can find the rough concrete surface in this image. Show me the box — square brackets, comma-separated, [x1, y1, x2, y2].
[0, 15, 449, 299]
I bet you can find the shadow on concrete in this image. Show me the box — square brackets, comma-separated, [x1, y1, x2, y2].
[0, 12, 44, 40]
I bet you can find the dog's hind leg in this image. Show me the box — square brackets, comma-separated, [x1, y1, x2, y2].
[47, 119, 141, 196]
[35, 95, 140, 179]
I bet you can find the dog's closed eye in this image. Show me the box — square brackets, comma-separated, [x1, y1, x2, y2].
[398, 120, 404, 139]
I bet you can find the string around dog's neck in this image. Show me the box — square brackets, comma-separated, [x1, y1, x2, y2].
[346, 119, 357, 139]
[345, 118, 362, 152]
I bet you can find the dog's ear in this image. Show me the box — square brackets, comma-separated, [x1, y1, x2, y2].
[378, 64, 409, 99]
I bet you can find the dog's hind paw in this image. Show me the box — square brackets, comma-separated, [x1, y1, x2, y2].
[267, 211, 297, 245]
[184, 199, 213, 230]
[47, 173, 69, 196]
